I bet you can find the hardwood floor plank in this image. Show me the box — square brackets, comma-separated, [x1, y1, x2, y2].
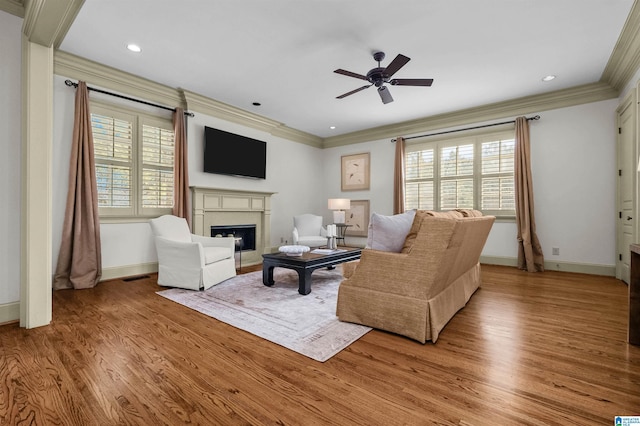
[1, 264, 639, 425]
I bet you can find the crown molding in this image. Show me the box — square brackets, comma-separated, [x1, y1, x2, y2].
[0, 0, 24, 17]
[54, 50, 185, 109]
[23, 0, 84, 48]
[182, 89, 279, 132]
[322, 81, 619, 148]
[53, 50, 322, 147]
[270, 124, 323, 147]
[601, 0, 640, 90]
[182, 89, 323, 147]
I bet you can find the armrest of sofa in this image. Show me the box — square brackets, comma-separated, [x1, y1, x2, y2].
[342, 249, 430, 299]
[155, 237, 205, 268]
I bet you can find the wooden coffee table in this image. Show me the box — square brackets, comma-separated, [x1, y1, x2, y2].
[262, 247, 362, 295]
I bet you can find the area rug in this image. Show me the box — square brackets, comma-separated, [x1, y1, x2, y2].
[156, 267, 371, 362]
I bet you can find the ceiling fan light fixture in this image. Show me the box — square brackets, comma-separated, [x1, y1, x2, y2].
[378, 85, 394, 104]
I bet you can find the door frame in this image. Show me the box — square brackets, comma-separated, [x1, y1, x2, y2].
[616, 86, 638, 282]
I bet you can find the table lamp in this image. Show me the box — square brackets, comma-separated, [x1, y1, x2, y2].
[328, 198, 350, 224]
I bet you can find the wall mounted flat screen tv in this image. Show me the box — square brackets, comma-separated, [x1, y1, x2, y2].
[203, 126, 267, 179]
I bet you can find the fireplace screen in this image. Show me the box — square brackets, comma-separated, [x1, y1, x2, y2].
[210, 225, 256, 252]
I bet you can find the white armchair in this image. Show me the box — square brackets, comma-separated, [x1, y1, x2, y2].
[292, 214, 327, 248]
[149, 215, 236, 290]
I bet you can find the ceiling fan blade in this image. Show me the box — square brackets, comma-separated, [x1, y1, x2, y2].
[390, 78, 434, 86]
[336, 84, 371, 99]
[334, 69, 369, 81]
[378, 86, 394, 104]
[384, 54, 410, 78]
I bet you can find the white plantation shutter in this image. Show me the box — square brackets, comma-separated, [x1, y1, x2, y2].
[481, 138, 515, 212]
[440, 143, 474, 209]
[405, 147, 435, 210]
[91, 102, 174, 218]
[92, 111, 135, 216]
[141, 122, 174, 213]
[404, 130, 515, 216]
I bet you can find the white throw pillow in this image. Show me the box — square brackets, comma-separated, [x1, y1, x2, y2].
[366, 210, 416, 253]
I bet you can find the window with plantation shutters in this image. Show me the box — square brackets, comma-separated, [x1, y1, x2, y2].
[141, 121, 174, 211]
[91, 102, 174, 218]
[404, 129, 516, 217]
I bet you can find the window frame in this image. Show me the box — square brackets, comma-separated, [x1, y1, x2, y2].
[404, 127, 516, 219]
[90, 100, 175, 220]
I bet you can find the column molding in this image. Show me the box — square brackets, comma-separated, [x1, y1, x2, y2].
[20, 35, 53, 328]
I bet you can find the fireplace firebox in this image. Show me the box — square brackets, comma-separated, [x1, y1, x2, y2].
[210, 225, 256, 252]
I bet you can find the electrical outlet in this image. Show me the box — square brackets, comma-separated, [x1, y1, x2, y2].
[552, 247, 560, 256]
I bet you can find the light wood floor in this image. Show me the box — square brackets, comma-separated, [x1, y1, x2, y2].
[1, 264, 639, 425]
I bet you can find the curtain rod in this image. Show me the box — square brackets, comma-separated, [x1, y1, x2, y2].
[64, 79, 194, 117]
[391, 115, 540, 143]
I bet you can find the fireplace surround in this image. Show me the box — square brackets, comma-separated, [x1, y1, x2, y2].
[191, 187, 276, 266]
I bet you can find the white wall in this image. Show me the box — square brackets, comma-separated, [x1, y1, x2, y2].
[530, 100, 617, 266]
[0, 11, 22, 305]
[52, 76, 326, 273]
[323, 99, 618, 269]
[322, 138, 396, 247]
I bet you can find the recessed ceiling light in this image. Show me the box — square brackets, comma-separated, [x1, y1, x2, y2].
[126, 44, 142, 53]
[330, 126, 336, 130]
[542, 75, 556, 82]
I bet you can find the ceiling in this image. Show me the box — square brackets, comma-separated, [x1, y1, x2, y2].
[58, 0, 635, 139]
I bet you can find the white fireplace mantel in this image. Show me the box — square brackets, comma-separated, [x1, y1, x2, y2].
[191, 187, 276, 266]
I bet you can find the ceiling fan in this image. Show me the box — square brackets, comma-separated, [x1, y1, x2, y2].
[334, 51, 434, 104]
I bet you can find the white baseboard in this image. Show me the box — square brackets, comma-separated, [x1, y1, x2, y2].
[480, 255, 616, 277]
[100, 262, 158, 282]
[0, 301, 19, 325]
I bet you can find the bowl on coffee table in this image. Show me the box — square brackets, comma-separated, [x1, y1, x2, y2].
[278, 245, 310, 257]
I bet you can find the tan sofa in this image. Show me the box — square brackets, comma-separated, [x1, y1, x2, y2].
[336, 210, 495, 343]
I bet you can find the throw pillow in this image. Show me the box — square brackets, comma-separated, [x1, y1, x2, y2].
[366, 210, 416, 253]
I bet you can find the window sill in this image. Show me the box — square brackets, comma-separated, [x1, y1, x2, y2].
[99, 216, 161, 224]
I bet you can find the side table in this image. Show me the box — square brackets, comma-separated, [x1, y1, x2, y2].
[234, 237, 243, 272]
[334, 224, 351, 246]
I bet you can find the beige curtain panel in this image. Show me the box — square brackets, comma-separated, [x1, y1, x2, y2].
[172, 107, 191, 229]
[514, 116, 544, 272]
[53, 81, 102, 290]
[393, 136, 406, 215]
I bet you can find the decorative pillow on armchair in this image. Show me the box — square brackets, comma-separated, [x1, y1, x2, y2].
[365, 210, 416, 253]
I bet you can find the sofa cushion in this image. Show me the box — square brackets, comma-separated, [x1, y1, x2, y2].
[400, 210, 471, 253]
[455, 209, 483, 217]
[204, 246, 232, 264]
[366, 210, 416, 253]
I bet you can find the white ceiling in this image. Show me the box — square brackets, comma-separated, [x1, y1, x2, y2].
[59, 0, 634, 139]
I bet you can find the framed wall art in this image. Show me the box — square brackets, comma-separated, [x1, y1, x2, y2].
[345, 199, 370, 237]
[341, 152, 370, 191]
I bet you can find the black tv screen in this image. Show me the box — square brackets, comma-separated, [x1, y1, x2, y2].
[203, 126, 267, 179]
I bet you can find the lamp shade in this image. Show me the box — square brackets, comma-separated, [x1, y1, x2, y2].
[328, 198, 351, 210]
